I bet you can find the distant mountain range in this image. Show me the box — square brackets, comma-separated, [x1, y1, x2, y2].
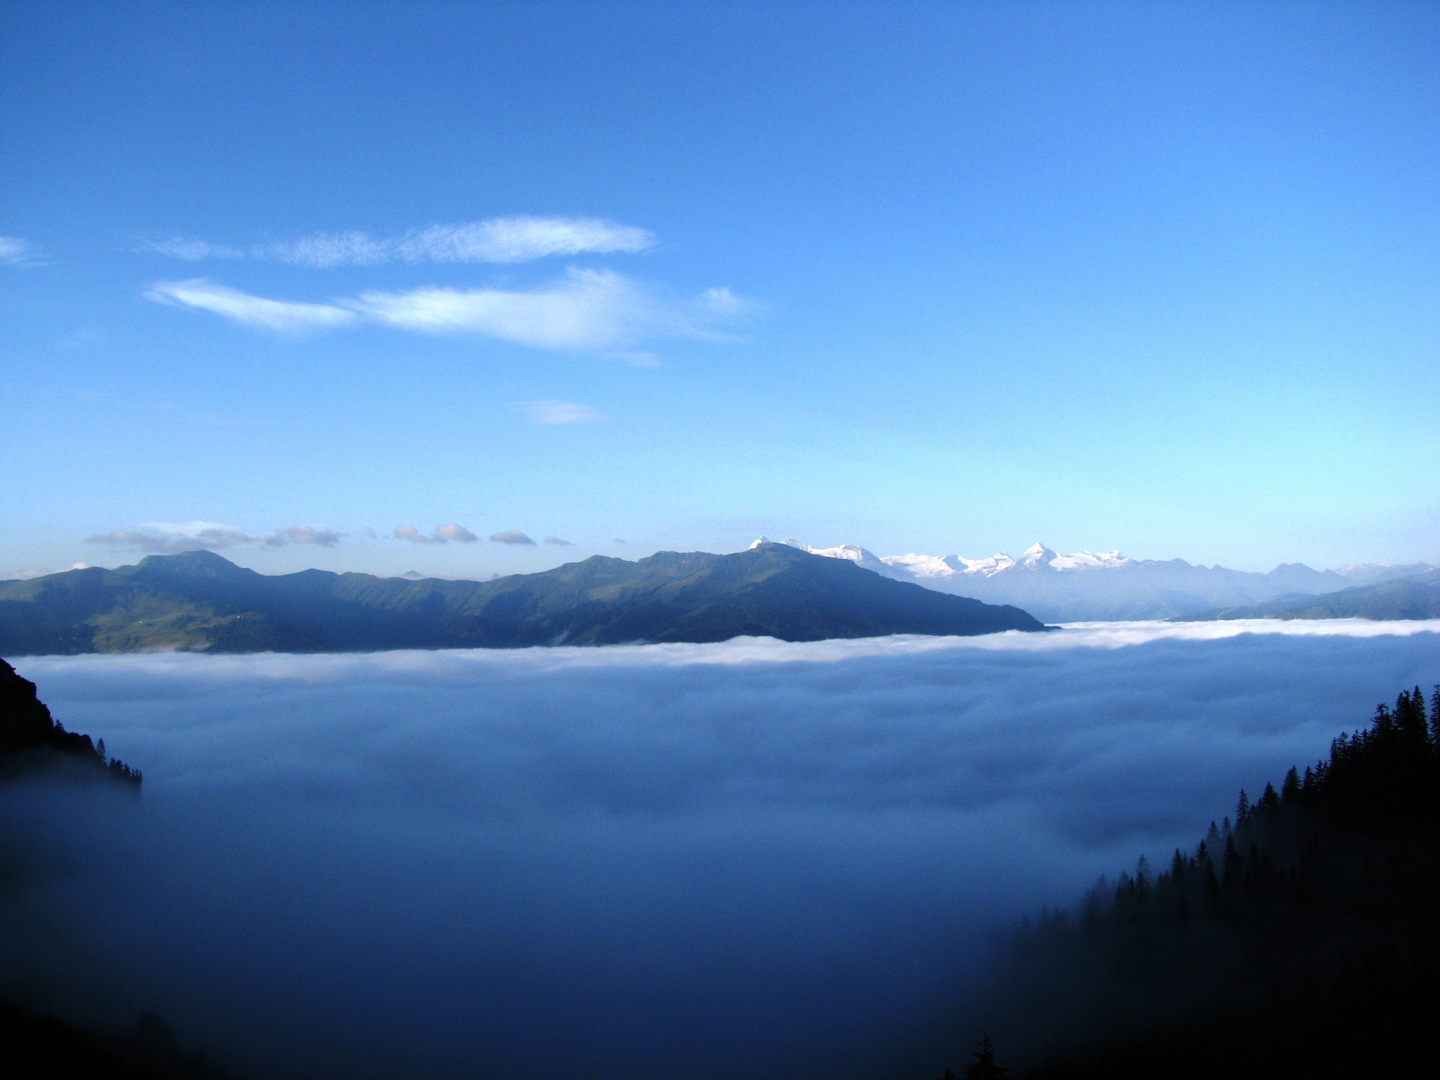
[762, 538, 1437, 621]
[0, 543, 1043, 656]
[1179, 568, 1440, 622]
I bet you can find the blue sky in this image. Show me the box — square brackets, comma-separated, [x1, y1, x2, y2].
[2, 1, 1437, 578]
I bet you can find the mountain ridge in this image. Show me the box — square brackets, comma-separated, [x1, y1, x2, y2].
[0, 543, 1044, 655]
[1178, 568, 1440, 622]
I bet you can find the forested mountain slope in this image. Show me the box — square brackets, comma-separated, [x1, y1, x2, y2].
[966, 684, 1440, 1079]
[0, 658, 140, 785]
[0, 543, 1043, 655]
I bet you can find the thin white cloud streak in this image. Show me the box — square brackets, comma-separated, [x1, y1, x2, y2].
[265, 230, 391, 267]
[515, 400, 609, 425]
[147, 270, 752, 352]
[408, 217, 654, 263]
[146, 279, 356, 334]
[9, 628, 1440, 1079]
[140, 217, 655, 268]
[273, 217, 655, 266]
[135, 237, 246, 260]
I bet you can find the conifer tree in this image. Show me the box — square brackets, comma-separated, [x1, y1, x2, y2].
[1429, 684, 1440, 747]
[962, 1037, 1008, 1080]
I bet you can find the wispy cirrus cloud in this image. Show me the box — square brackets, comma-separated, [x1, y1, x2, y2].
[135, 237, 246, 261]
[515, 400, 610, 425]
[86, 522, 343, 553]
[147, 270, 754, 353]
[137, 216, 655, 267]
[1, 236, 42, 266]
[145, 280, 356, 335]
[393, 524, 478, 544]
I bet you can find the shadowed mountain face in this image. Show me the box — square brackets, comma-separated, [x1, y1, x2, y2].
[1180, 569, 1440, 622]
[0, 544, 1044, 655]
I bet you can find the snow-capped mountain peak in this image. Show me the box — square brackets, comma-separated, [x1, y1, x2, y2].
[753, 537, 890, 571]
[879, 553, 967, 579]
[1019, 543, 1059, 567]
[1049, 549, 1135, 571]
[771, 536, 1143, 583]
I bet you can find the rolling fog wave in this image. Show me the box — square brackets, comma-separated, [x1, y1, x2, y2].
[6, 621, 1440, 1078]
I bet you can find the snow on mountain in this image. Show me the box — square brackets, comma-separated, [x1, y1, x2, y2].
[756, 537, 896, 575]
[760, 537, 1145, 585]
[881, 543, 1133, 579]
[880, 552, 983, 579]
[1047, 549, 1134, 571]
[755, 537, 1438, 622]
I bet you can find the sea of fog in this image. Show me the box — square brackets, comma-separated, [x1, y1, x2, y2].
[4, 620, 1440, 1079]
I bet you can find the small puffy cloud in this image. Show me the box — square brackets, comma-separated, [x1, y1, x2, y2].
[395, 524, 477, 544]
[267, 526, 343, 547]
[490, 531, 536, 546]
[544, 536, 574, 547]
[433, 523, 478, 543]
[515, 400, 609, 425]
[146, 279, 356, 335]
[135, 236, 246, 260]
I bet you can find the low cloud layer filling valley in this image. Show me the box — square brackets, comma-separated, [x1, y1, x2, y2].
[4, 622, 1440, 1079]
